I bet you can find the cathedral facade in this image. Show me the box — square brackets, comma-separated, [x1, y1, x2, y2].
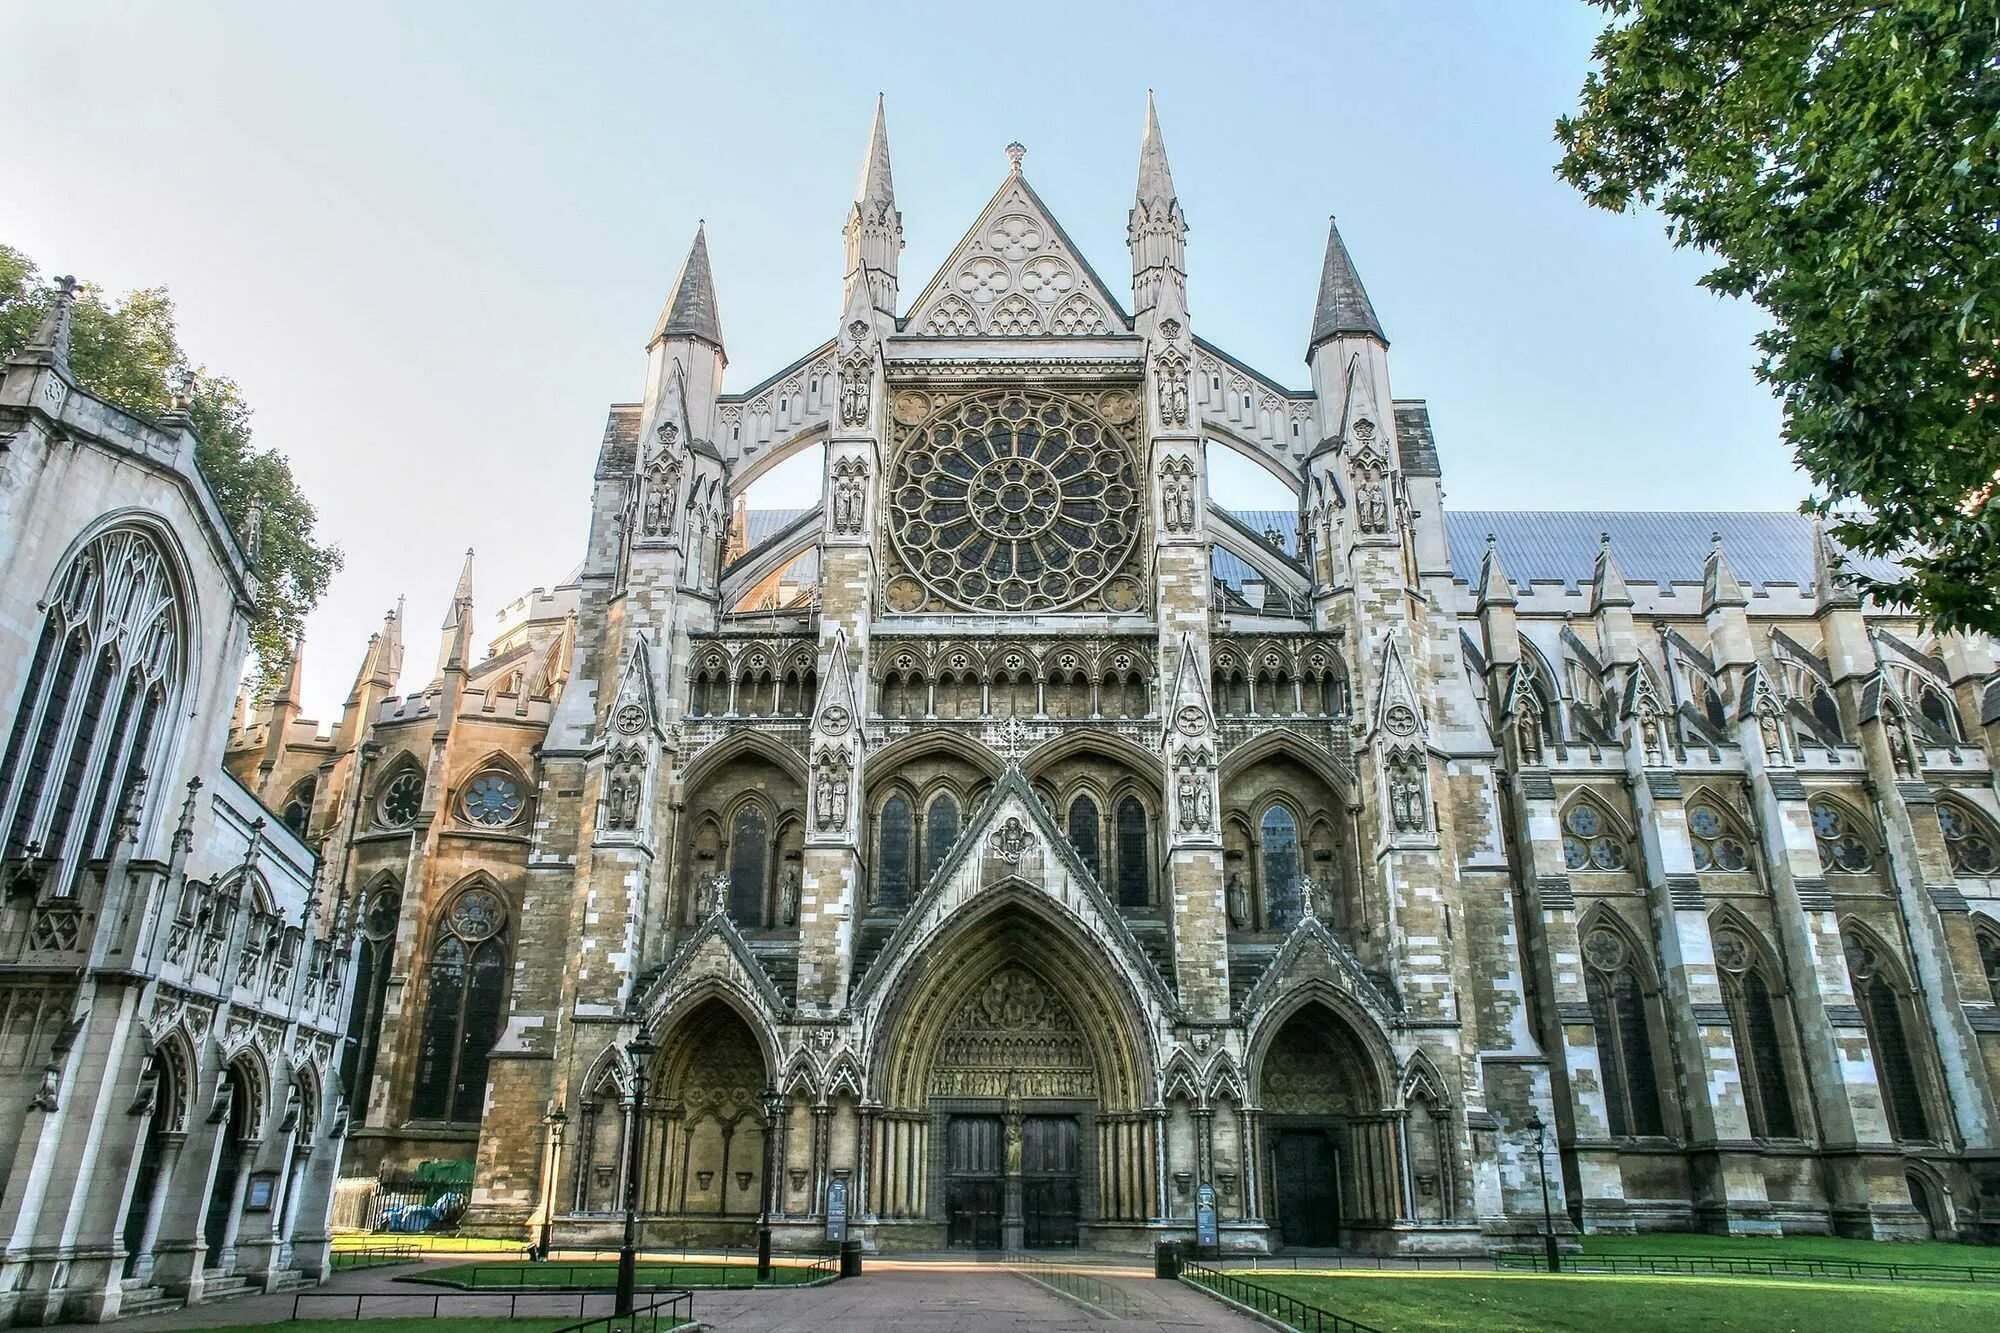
[231, 98, 2000, 1254]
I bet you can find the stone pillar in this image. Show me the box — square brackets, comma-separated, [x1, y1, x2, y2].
[1626, 749, 1773, 1233]
[216, 1145, 257, 1273]
[129, 1134, 186, 1286]
[809, 1103, 831, 1219]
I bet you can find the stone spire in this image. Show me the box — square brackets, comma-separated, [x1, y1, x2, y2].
[1591, 531, 1633, 609]
[844, 94, 904, 319]
[1702, 531, 1748, 612]
[1308, 217, 1386, 356]
[437, 549, 474, 677]
[17, 275, 78, 373]
[1813, 518, 1860, 612]
[1129, 90, 1188, 317]
[269, 632, 306, 708]
[1476, 534, 1516, 609]
[649, 224, 726, 361]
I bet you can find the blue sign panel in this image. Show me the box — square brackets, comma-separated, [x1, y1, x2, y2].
[1195, 1184, 1218, 1249]
[826, 1178, 849, 1243]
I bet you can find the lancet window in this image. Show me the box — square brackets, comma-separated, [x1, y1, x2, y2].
[1843, 931, 1933, 1141]
[410, 884, 508, 1123]
[1711, 923, 1798, 1139]
[1562, 797, 1630, 872]
[340, 883, 401, 1116]
[1582, 922, 1665, 1137]
[0, 525, 185, 885]
[1810, 798, 1875, 873]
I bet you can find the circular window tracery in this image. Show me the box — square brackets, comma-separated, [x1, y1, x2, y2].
[885, 389, 1143, 614]
[447, 887, 504, 941]
[462, 772, 525, 827]
[378, 770, 423, 828]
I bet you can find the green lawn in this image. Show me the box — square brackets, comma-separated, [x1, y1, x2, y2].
[1204, 1272, 2000, 1333]
[1577, 1231, 2000, 1270]
[331, 1232, 530, 1254]
[425, 1260, 826, 1289]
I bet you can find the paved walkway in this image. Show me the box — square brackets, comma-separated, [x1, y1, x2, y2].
[48, 1258, 1261, 1332]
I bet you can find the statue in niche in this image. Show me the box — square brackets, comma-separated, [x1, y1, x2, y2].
[1159, 457, 1195, 534]
[1388, 751, 1427, 833]
[777, 867, 800, 927]
[1225, 871, 1250, 930]
[1886, 713, 1916, 778]
[1154, 346, 1190, 426]
[1357, 476, 1389, 534]
[838, 343, 873, 427]
[813, 753, 850, 833]
[830, 459, 867, 536]
[1639, 711, 1666, 766]
[1758, 706, 1784, 762]
[1516, 710, 1543, 766]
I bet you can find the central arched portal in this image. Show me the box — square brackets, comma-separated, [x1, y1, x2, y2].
[1254, 999, 1397, 1251]
[872, 902, 1156, 1251]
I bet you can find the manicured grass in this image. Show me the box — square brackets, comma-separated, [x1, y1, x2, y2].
[1577, 1231, 2000, 1270]
[331, 1231, 529, 1254]
[426, 1259, 826, 1289]
[1207, 1272, 2000, 1333]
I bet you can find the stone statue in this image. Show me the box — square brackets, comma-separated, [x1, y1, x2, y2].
[1225, 871, 1249, 930]
[778, 868, 800, 927]
[1758, 707, 1784, 762]
[1516, 712, 1543, 766]
[1389, 753, 1427, 833]
[1886, 717, 1916, 777]
[1358, 477, 1389, 534]
[1176, 770, 1198, 832]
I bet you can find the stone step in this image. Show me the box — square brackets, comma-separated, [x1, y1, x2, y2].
[198, 1272, 253, 1304]
[120, 1291, 182, 1320]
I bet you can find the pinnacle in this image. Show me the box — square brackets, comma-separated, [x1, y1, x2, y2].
[1136, 90, 1176, 207]
[1308, 216, 1386, 355]
[854, 93, 895, 208]
[650, 224, 726, 357]
[1702, 531, 1748, 612]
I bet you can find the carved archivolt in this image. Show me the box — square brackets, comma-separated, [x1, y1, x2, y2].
[929, 965, 1095, 1098]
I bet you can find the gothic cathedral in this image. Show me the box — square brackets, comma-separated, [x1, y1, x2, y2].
[227, 98, 2000, 1252]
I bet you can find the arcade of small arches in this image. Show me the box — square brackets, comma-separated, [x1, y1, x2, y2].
[552, 910, 1453, 1252]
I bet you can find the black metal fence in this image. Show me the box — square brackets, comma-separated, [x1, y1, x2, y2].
[290, 1288, 693, 1323]
[441, 1253, 834, 1290]
[1494, 1250, 2000, 1284]
[545, 1291, 697, 1333]
[1005, 1253, 1129, 1313]
[1181, 1260, 1386, 1333]
[327, 1242, 422, 1272]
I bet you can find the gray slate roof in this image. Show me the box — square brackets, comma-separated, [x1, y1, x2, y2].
[1445, 511, 1899, 593]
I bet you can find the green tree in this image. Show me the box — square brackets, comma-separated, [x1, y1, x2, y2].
[0, 244, 341, 685]
[1556, 1, 2000, 633]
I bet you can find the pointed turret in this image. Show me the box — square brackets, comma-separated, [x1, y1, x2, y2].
[1476, 535, 1516, 610]
[1129, 91, 1188, 318]
[844, 94, 903, 319]
[270, 632, 306, 709]
[1701, 531, 1748, 612]
[437, 549, 475, 678]
[14, 275, 78, 373]
[1308, 217, 1386, 356]
[649, 224, 726, 361]
[335, 606, 402, 753]
[1592, 532, 1633, 610]
[1812, 518, 1860, 612]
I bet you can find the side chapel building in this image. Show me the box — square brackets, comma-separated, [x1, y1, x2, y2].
[228, 98, 2000, 1253]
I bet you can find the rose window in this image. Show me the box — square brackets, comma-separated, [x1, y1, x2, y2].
[885, 389, 1142, 613]
[462, 772, 525, 827]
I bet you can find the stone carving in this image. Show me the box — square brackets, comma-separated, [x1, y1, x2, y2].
[1516, 709, 1544, 765]
[604, 744, 646, 831]
[614, 702, 647, 735]
[989, 816, 1034, 864]
[699, 872, 730, 919]
[930, 965, 1095, 1098]
[1356, 474, 1389, 535]
[830, 456, 868, 536]
[1174, 762, 1214, 835]
[892, 389, 933, 425]
[1225, 871, 1250, 930]
[1154, 345, 1191, 426]
[1639, 706, 1667, 767]
[838, 343, 873, 427]
[1387, 746, 1428, 833]
[1159, 456, 1197, 534]
[777, 868, 800, 928]
[1757, 703, 1785, 762]
[813, 750, 851, 834]
[1384, 702, 1419, 737]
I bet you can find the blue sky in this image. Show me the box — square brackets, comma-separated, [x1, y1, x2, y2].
[1, 2, 1799, 722]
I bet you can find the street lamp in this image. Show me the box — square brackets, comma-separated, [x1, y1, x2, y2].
[757, 1085, 783, 1281]
[1523, 1109, 1560, 1273]
[539, 1103, 568, 1261]
[615, 1035, 657, 1318]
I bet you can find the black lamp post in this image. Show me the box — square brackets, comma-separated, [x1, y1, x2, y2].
[1524, 1109, 1560, 1273]
[757, 1085, 783, 1281]
[615, 1035, 657, 1317]
[539, 1104, 567, 1261]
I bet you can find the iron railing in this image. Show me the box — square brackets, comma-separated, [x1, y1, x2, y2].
[1494, 1250, 2000, 1284]
[1182, 1260, 1386, 1333]
[543, 1291, 696, 1333]
[427, 1248, 838, 1290]
[327, 1242, 422, 1271]
[1005, 1253, 1127, 1312]
[290, 1289, 691, 1323]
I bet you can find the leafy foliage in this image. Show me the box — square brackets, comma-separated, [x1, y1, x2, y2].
[0, 244, 341, 685]
[1557, 2, 2000, 632]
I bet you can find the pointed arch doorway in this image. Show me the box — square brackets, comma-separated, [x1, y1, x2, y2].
[871, 899, 1157, 1252]
[1254, 999, 1396, 1251]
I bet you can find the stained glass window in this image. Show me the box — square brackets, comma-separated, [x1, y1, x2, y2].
[877, 796, 913, 911]
[1583, 926, 1664, 1137]
[730, 805, 769, 923]
[462, 772, 525, 827]
[1115, 797, 1150, 908]
[1714, 926, 1797, 1138]
[1688, 803, 1750, 873]
[1810, 799, 1874, 872]
[1261, 805, 1302, 930]
[1845, 935, 1931, 1141]
[1938, 802, 1997, 876]
[1563, 799, 1628, 871]
[411, 887, 508, 1123]
[379, 770, 423, 828]
[1068, 796, 1101, 884]
[924, 794, 960, 887]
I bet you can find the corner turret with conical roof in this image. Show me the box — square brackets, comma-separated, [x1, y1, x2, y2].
[644, 225, 727, 446]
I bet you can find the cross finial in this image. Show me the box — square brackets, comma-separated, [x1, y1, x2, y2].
[1005, 141, 1026, 173]
[998, 715, 1031, 769]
